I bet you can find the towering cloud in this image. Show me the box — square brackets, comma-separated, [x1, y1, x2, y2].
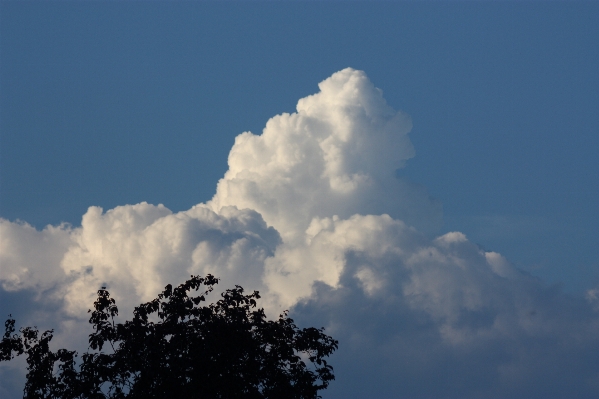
[209, 68, 442, 241]
[1, 69, 598, 398]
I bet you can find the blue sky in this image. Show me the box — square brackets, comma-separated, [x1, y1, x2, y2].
[1, 2, 598, 398]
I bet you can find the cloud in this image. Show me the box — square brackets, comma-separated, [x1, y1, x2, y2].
[59, 202, 281, 316]
[1, 68, 598, 398]
[291, 224, 599, 398]
[208, 68, 442, 240]
[0, 219, 72, 292]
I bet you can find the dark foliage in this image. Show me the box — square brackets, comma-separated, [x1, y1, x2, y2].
[1, 275, 337, 398]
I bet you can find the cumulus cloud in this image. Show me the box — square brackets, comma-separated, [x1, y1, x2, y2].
[1, 68, 598, 398]
[208, 68, 442, 240]
[0, 220, 72, 292]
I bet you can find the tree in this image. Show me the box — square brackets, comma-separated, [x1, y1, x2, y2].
[1, 275, 338, 399]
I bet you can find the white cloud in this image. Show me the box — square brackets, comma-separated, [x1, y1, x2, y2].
[58, 202, 280, 316]
[1, 68, 597, 398]
[0, 219, 72, 292]
[208, 68, 442, 241]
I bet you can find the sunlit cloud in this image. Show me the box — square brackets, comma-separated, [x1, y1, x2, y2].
[1, 69, 597, 398]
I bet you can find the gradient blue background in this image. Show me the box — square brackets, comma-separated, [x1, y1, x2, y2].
[1, 2, 597, 296]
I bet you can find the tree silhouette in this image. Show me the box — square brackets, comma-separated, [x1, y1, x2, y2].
[1, 275, 337, 399]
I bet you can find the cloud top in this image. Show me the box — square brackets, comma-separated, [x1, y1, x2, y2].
[209, 68, 441, 240]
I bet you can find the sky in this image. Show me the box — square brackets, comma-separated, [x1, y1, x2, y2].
[0, 2, 598, 398]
